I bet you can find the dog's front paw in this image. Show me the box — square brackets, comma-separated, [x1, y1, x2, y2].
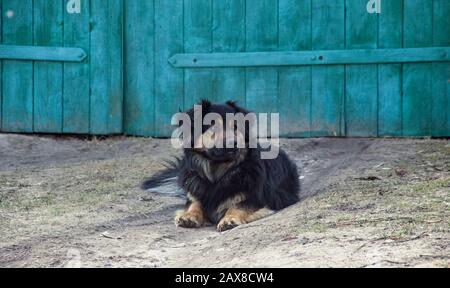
[175, 211, 203, 228]
[217, 216, 245, 232]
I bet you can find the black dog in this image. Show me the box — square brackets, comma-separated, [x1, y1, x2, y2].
[142, 101, 301, 231]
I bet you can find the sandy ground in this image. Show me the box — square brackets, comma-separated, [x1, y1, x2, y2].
[0, 134, 448, 268]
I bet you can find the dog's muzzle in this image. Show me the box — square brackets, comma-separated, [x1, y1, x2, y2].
[207, 146, 239, 162]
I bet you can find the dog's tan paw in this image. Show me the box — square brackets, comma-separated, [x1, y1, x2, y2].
[217, 216, 245, 232]
[175, 212, 203, 228]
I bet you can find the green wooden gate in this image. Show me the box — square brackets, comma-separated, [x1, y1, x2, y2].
[1, 0, 449, 137]
[0, 0, 123, 135]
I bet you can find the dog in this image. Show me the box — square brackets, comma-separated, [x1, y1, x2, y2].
[141, 100, 301, 231]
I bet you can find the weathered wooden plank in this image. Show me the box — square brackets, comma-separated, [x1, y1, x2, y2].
[311, 0, 345, 137]
[63, 0, 90, 133]
[124, 0, 155, 136]
[345, 0, 378, 137]
[33, 0, 63, 133]
[345, 65, 378, 136]
[378, 64, 403, 136]
[378, 0, 403, 137]
[90, 0, 123, 134]
[432, 0, 450, 136]
[403, 64, 433, 136]
[2, 0, 33, 132]
[169, 47, 450, 68]
[184, 70, 213, 109]
[246, 0, 278, 117]
[403, 0, 433, 136]
[154, 0, 184, 137]
[212, 0, 246, 105]
[278, 0, 311, 137]
[0, 45, 86, 62]
[184, 0, 213, 109]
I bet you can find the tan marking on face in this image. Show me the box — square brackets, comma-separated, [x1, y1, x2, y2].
[234, 129, 245, 148]
[224, 119, 245, 149]
[193, 133, 207, 152]
[194, 117, 225, 150]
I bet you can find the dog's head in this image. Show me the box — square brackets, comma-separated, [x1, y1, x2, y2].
[184, 100, 252, 163]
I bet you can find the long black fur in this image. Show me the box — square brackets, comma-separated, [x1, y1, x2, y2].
[142, 101, 301, 224]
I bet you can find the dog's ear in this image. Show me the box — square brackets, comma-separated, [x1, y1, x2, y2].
[226, 100, 250, 115]
[187, 99, 211, 120]
[200, 99, 212, 111]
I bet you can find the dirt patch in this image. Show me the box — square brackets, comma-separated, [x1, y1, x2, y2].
[0, 134, 448, 267]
